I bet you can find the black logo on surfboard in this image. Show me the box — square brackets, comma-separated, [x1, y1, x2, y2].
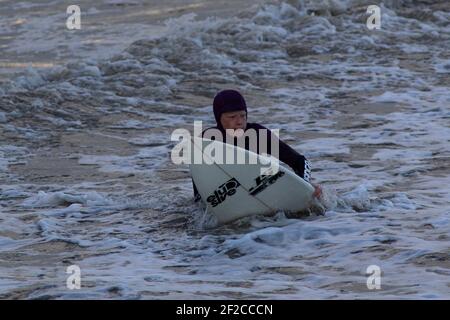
[249, 171, 285, 196]
[207, 178, 241, 207]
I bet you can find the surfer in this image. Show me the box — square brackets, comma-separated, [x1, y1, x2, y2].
[193, 89, 322, 201]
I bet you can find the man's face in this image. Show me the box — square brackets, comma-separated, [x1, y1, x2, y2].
[220, 110, 247, 131]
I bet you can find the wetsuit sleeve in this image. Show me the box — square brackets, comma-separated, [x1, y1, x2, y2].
[254, 124, 312, 182]
[278, 138, 311, 182]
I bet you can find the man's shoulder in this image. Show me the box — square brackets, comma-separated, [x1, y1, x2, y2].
[200, 123, 270, 136]
[202, 126, 220, 135]
[246, 122, 269, 130]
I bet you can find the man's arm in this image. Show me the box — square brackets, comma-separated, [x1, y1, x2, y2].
[269, 128, 322, 197]
[253, 123, 312, 182]
[278, 139, 312, 182]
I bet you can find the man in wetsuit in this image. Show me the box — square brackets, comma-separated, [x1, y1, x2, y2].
[193, 89, 322, 201]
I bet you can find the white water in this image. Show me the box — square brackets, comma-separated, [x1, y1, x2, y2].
[0, 0, 449, 299]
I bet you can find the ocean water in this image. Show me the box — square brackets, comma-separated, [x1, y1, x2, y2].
[0, 0, 449, 299]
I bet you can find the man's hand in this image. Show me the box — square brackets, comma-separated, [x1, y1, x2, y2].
[312, 184, 322, 198]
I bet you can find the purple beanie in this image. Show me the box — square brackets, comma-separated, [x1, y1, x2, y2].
[213, 89, 247, 127]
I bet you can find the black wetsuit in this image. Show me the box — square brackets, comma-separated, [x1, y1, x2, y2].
[193, 122, 311, 201]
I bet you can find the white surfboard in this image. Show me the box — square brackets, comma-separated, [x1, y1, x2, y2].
[189, 137, 315, 224]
